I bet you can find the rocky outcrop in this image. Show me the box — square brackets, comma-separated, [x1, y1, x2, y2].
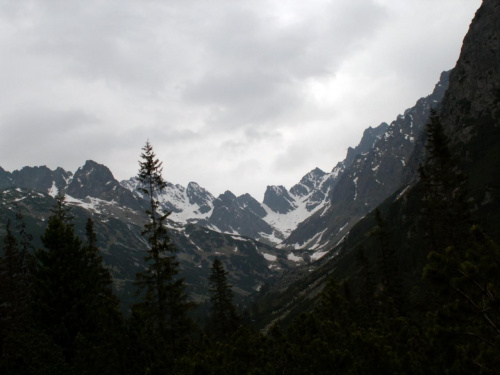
[186, 182, 214, 214]
[344, 122, 389, 168]
[263, 186, 297, 214]
[208, 191, 274, 238]
[440, 0, 500, 145]
[0, 165, 71, 195]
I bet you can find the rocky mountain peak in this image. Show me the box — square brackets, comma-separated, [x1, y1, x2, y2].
[85, 160, 115, 176]
[1, 165, 72, 196]
[345, 122, 389, 168]
[66, 160, 140, 210]
[208, 190, 273, 238]
[186, 182, 214, 214]
[67, 160, 116, 198]
[330, 161, 345, 178]
[440, 0, 499, 145]
[289, 168, 327, 198]
[237, 193, 267, 219]
[263, 185, 296, 214]
[0, 167, 11, 189]
[218, 190, 237, 203]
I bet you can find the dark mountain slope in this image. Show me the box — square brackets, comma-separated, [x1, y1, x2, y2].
[438, 0, 500, 242]
[252, 0, 499, 329]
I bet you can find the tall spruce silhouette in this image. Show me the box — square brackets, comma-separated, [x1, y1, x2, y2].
[30, 194, 123, 372]
[131, 141, 192, 371]
[208, 257, 239, 339]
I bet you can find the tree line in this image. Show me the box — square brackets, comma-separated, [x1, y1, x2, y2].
[0, 141, 242, 374]
[1, 113, 499, 374]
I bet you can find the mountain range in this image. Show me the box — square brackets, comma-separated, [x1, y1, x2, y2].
[2, 0, 496, 313]
[0, 66, 453, 306]
[0, 1, 498, 373]
[251, 0, 500, 329]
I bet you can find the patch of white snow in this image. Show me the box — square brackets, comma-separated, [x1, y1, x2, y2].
[311, 250, 328, 261]
[262, 253, 277, 262]
[287, 253, 303, 262]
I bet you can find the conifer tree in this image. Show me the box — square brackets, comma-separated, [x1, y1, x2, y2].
[1, 211, 70, 375]
[0, 214, 33, 342]
[419, 109, 470, 253]
[373, 209, 403, 311]
[82, 217, 118, 311]
[32, 194, 123, 372]
[33, 193, 85, 356]
[131, 141, 192, 370]
[0, 220, 21, 352]
[355, 246, 375, 319]
[73, 218, 124, 375]
[0, 221, 20, 308]
[208, 257, 239, 339]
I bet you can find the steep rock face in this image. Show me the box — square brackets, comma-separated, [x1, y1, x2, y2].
[67, 160, 141, 210]
[288, 168, 333, 212]
[208, 191, 274, 239]
[293, 167, 342, 212]
[0, 167, 13, 189]
[290, 168, 326, 197]
[440, 0, 499, 145]
[67, 160, 116, 198]
[283, 71, 450, 250]
[263, 186, 297, 214]
[160, 183, 187, 214]
[186, 182, 213, 214]
[437, 0, 500, 241]
[344, 122, 389, 168]
[0, 165, 72, 196]
[237, 193, 268, 219]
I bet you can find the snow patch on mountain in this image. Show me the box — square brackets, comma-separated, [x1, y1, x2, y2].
[310, 250, 328, 261]
[262, 201, 313, 239]
[121, 178, 215, 224]
[259, 167, 344, 243]
[262, 252, 277, 262]
[65, 194, 110, 214]
[287, 253, 303, 262]
[302, 228, 328, 250]
[48, 181, 58, 197]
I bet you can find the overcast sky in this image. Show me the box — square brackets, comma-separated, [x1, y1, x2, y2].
[0, 0, 481, 200]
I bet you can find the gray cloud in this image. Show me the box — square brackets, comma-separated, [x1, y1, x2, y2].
[0, 108, 100, 170]
[180, 0, 388, 130]
[0, 0, 481, 199]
